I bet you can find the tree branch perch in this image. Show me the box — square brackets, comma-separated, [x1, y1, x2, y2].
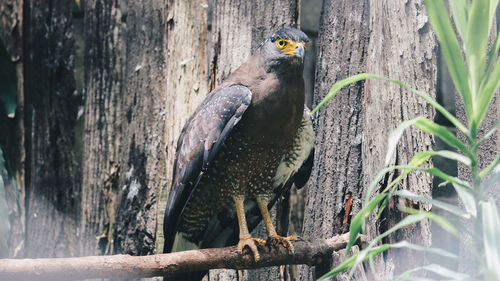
[0, 233, 365, 280]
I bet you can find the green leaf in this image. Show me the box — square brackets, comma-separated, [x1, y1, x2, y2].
[346, 193, 387, 254]
[350, 240, 458, 278]
[484, 20, 500, 85]
[396, 189, 470, 219]
[373, 214, 427, 245]
[403, 207, 460, 237]
[481, 169, 500, 195]
[395, 264, 471, 281]
[480, 154, 500, 180]
[466, 0, 491, 96]
[477, 119, 500, 148]
[319, 251, 360, 279]
[424, 0, 472, 120]
[313, 73, 469, 137]
[480, 200, 500, 279]
[414, 117, 473, 159]
[388, 165, 470, 190]
[385, 118, 422, 166]
[453, 183, 478, 217]
[477, 62, 500, 129]
[322, 240, 459, 279]
[449, 0, 469, 41]
[430, 150, 471, 166]
[386, 116, 473, 162]
[312, 73, 372, 114]
[364, 167, 398, 208]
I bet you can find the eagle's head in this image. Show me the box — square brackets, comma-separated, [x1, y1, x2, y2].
[259, 28, 310, 67]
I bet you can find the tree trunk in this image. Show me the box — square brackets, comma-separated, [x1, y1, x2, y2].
[81, 0, 123, 256]
[363, 1, 436, 278]
[23, 0, 81, 258]
[298, 0, 369, 280]
[300, 0, 437, 279]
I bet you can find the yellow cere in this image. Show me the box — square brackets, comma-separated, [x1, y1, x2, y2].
[275, 38, 308, 57]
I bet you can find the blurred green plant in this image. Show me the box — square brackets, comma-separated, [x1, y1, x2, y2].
[312, 0, 500, 279]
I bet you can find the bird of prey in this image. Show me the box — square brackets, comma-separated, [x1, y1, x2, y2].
[163, 27, 314, 279]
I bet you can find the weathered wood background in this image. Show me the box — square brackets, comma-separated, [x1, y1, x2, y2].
[0, 0, 498, 280]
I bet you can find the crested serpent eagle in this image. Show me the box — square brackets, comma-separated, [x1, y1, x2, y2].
[163, 27, 315, 279]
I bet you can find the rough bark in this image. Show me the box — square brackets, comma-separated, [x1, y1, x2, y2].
[111, 0, 167, 256]
[23, 0, 80, 258]
[81, 0, 123, 256]
[0, 233, 364, 281]
[206, 1, 299, 280]
[363, 0, 436, 277]
[298, 0, 369, 280]
[301, 0, 437, 279]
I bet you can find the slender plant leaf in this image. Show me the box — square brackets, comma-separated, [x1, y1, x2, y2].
[346, 193, 387, 254]
[312, 73, 373, 114]
[319, 251, 360, 278]
[364, 167, 399, 209]
[323, 239, 460, 279]
[396, 189, 469, 219]
[349, 239, 459, 279]
[387, 165, 470, 190]
[313, 73, 469, 136]
[430, 150, 471, 166]
[477, 63, 500, 130]
[386, 116, 473, 163]
[480, 154, 500, 179]
[452, 183, 477, 217]
[484, 0, 500, 82]
[480, 200, 500, 279]
[449, 0, 468, 41]
[385, 118, 422, 166]
[414, 117, 473, 159]
[484, 14, 500, 84]
[395, 264, 472, 281]
[477, 119, 500, 148]
[481, 169, 500, 196]
[489, 0, 500, 32]
[403, 208, 459, 237]
[424, 0, 472, 119]
[466, 0, 490, 97]
[387, 147, 470, 168]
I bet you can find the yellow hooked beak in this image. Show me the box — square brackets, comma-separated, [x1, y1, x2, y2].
[283, 41, 308, 58]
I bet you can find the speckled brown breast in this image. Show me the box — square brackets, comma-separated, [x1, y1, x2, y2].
[180, 123, 292, 243]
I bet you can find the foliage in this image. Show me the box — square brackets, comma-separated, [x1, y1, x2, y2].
[313, 0, 500, 280]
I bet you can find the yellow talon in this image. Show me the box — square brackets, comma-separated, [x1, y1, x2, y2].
[267, 235, 298, 255]
[237, 236, 266, 262]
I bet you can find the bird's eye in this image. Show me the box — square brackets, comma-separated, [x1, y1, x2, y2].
[276, 39, 287, 49]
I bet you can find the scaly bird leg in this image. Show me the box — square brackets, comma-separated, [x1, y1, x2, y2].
[234, 196, 266, 262]
[256, 197, 298, 256]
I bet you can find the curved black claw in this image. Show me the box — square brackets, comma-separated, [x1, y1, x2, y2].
[267, 235, 298, 256]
